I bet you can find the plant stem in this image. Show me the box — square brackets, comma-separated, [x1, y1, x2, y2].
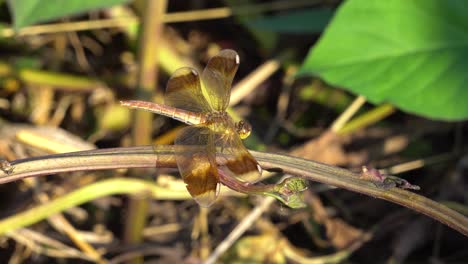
[0, 0, 320, 37]
[337, 103, 396, 134]
[126, 3, 167, 263]
[133, 0, 166, 145]
[1, 146, 467, 237]
[0, 62, 104, 91]
[330, 95, 366, 132]
[0, 178, 190, 235]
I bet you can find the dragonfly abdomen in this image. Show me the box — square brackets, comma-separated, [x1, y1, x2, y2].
[120, 100, 204, 125]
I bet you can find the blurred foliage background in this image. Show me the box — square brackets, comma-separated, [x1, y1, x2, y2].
[0, 0, 467, 263]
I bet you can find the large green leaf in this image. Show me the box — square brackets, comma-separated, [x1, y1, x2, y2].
[7, 0, 130, 29]
[299, 0, 468, 121]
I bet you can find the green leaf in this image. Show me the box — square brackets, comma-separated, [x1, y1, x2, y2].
[7, 0, 130, 29]
[247, 8, 334, 33]
[265, 177, 308, 209]
[299, 0, 468, 121]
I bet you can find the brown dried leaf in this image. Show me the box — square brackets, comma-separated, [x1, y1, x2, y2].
[291, 131, 366, 166]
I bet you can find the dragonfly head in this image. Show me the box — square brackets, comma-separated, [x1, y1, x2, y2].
[235, 120, 252, 139]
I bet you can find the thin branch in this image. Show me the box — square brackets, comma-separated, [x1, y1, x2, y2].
[205, 197, 275, 264]
[337, 103, 396, 134]
[0, 146, 467, 236]
[330, 95, 366, 132]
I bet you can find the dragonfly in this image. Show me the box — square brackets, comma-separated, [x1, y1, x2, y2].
[121, 49, 262, 207]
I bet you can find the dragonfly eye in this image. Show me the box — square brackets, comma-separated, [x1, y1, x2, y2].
[236, 120, 252, 139]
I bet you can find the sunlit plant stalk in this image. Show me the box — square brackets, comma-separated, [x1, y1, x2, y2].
[1, 146, 466, 237]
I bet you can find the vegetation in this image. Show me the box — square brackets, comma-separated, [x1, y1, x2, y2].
[0, 0, 467, 263]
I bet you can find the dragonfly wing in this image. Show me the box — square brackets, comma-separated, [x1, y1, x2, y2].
[201, 49, 239, 111]
[165, 67, 211, 113]
[212, 120, 261, 182]
[174, 126, 219, 207]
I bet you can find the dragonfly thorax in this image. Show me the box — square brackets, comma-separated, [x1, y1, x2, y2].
[204, 112, 231, 133]
[204, 112, 251, 139]
[205, 111, 229, 123]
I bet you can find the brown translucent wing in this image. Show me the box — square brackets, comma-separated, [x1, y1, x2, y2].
[211, 120, 261, 182]
[174, 126, 220, 207]
[165, 67, 211, 113]
[201, 49, 240, 111]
